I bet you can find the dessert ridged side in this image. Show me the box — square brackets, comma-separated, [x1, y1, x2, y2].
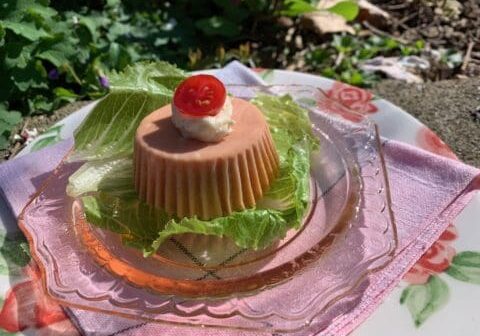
[134, 126, 279, 220]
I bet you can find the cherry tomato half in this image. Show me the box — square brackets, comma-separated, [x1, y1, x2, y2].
[173, 74, 227, 117]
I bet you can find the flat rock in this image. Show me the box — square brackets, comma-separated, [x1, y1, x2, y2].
[1, 101, 91, 162]
[373, 78, 480, 167]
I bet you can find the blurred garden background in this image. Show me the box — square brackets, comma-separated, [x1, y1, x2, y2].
[1, 0, 479, 161]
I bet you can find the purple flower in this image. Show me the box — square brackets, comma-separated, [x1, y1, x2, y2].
[48, 69, 59, 80]
[99, 75, 109, 89]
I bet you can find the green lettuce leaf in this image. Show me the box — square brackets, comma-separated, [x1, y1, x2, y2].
[67, 156, 135, 198]
[83, 191, 288, 256]
[70, 62, 186, 162]
[254, 94, 318, 220]
[108, 61, 187, 94]
[68, 62, 318, 255]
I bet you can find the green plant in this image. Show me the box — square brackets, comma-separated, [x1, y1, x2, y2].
[306, 33, 426, 87]
[0, 0, 148, 148]
[0, 104, 21, 150]
[325, 0, 359, 21]
[279, 0, 359, 19]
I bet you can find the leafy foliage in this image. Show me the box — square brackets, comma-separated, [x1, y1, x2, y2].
[0, 0, 144, 148]
[306, 33, 426, 87]
[326, 1, 359, 21]
[279, 0, 317, 16]
[0, 104, 21, 149]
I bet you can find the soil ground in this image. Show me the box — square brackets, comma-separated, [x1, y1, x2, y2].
[374, 0, 480, 78]
[373, 78, 480, 167]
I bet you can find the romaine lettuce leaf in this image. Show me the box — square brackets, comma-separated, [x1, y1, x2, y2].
[83, 191, 288, 256]
[67, 157, 135, 198]
[255, 94, 318, 220]
[108, 61, 186, 94]
[70, 62, 186, 162]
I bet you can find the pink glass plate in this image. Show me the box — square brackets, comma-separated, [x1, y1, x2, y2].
[18, 85, 397, 333]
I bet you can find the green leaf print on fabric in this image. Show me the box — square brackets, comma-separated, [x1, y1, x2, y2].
[30, 124, 63, 152]
[0, 324, 18, 336]
[446, 251, 480, 284]
[400, 275, 449, 327]
[0, 232, 30, 276]
[259, 69, 274, 83]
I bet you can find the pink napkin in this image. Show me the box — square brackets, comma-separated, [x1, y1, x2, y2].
[0, 62, 479, 335]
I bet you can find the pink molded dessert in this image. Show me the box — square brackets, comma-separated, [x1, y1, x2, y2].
[134, 97, 279, 220]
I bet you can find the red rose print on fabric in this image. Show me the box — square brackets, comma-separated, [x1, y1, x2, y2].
[0, 264, 79, 335]
[416, 127, 458, 160]
[317, 82, 378, 122]
[404, 224, 458, 285]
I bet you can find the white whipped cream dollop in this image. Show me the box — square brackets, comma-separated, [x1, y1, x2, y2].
[171, 96, 234, 142]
